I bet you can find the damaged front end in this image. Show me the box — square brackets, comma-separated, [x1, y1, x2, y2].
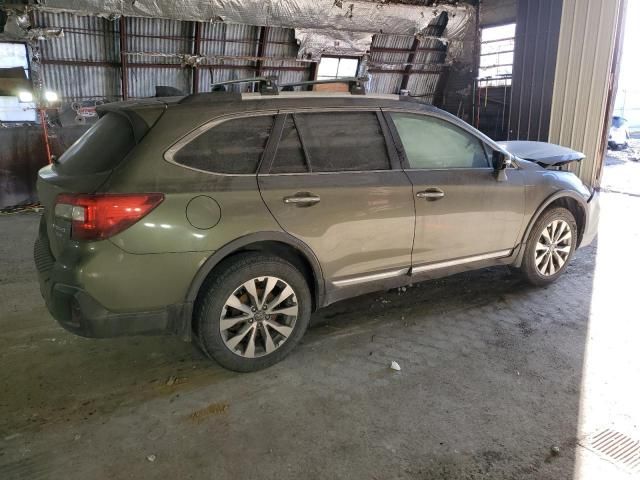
[498, 141, 586, 169]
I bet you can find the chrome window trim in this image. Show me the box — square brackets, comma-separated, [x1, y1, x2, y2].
[260, 169, 403, 177]
[163, 110, 279, 177]
[411, 249, 513, 274]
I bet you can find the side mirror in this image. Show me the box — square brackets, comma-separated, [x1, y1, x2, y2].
[492, 150, 511, 170]
[492, 151, 511, 181]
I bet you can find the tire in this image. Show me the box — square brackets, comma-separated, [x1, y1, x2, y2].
[194, 253, 312, 372]
[520, 207, 578, 286]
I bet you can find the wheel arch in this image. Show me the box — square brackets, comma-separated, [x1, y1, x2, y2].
[186, 232, 325, 317]
[515, 190, 587, 266]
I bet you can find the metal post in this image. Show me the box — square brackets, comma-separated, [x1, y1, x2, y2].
[399, 37, 420, 92]
[192, 21, 201, 93]
[119, 16, 128, 100]
[255, 26, 269, 79]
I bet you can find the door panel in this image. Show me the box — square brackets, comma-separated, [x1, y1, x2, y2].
[405, 169, 525, 266]
[258, 110, 414, 285]
[384, 110, 525, 267]
[259, 172, 415, 283]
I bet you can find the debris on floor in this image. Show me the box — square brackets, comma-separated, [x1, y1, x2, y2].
[390, 361, 401, 371]
[0, 202, 43, 215]
[146, 454, 157, 462]
[189, 402, 230, 423]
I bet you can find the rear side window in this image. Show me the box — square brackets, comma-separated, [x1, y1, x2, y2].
[271, 115, 309, 174]
[390, 113, 489, 169]
[173, 115, 274, 174]
[56, 112, 136, 175]
[296, 112, 390, 172]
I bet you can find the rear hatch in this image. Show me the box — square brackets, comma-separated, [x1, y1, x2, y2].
[37, 102, 167, 258]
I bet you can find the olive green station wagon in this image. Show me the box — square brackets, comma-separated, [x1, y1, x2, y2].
[35, 78, 599, 371]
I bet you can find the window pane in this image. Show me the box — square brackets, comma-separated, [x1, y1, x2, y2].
[298, 112, 390, 172]
[271, 116, 308, 174]
[174, 116, 273, 174]
[390, 113, 489, 169]
[481, 23, 516, 42]
[337, 58, 359, 77]
[0, 43, 29, 70]
[481, 38, 514, 55]
[317, 57, 339, 78]
[56, 113, 136, 174]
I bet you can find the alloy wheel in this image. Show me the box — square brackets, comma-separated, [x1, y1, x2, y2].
[219, 276, 298, 358]
[534, 219, 572, 276]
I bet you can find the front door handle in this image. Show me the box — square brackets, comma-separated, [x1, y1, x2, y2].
[283, 193, 321, 206]
[416, 188, 445, 200]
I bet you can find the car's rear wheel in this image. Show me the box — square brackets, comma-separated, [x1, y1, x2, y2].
[521, 207, 577, 286]
[195, 253, 311, 372]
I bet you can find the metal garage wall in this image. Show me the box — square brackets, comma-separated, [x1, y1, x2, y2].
[367, 13, 449, 104]
[508, 0, 563, 142]
[125, 17, 191, 98]
[33, 11, 121, 101]
[549, 0, 625, 186]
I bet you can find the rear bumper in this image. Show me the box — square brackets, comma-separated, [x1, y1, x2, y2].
[42, 282, 190, 338]
[34, 223, 192, 339]
[579, 190, 600, 248]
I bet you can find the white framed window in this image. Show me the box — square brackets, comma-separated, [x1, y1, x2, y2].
[317, 56, 359, 80]
[478, 23, 516, 87]
[0, 42, 36, 122]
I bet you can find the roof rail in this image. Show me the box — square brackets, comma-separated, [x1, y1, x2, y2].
[210, 76, 279, 95]
[279, 77, 368, 95]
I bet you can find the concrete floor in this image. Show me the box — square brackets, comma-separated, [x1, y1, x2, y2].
[1, 161, 640, 479]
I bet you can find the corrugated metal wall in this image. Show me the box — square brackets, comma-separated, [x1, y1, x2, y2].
[507, 0, 563, 142]
[367, 12, 449, 104]
[34, 11, 121, 101]
[30, 13, 316, 101]
[548, 0, 625, 186]
[30, 11, 452, 104]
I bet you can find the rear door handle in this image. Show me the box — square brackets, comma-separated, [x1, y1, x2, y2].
[283, 193, 321, 206]
[416, 188, 445, 200]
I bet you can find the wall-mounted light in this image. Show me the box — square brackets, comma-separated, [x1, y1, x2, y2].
[17, 90, 33, 103]
[44, 90, 58, 102]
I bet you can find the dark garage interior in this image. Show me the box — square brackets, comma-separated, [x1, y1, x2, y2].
[2, 0, 640, 478]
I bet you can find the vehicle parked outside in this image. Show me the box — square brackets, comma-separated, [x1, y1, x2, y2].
[34, 84, 600, 371]
[609, 116, 631, 150]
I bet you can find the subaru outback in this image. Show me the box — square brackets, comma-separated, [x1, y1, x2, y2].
[34, 78, 599, 372]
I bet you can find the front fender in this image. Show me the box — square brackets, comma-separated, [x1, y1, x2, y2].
[514, 189, 589, 267]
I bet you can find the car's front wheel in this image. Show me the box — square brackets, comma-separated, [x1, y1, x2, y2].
[521, 207, 578, 286]
[194, 253, 311, 372]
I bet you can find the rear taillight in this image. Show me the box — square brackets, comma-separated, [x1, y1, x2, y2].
[54, 193, 164, 241]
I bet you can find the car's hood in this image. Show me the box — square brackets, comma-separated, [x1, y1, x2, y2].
[497, 141, 585, 168]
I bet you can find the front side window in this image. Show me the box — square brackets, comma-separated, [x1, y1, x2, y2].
[173, 115, 274, 174]
[295, 112, 390, 172]
[390, 113, 489, 169]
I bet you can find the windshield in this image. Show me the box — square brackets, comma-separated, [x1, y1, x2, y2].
[56, 112, 136, 175]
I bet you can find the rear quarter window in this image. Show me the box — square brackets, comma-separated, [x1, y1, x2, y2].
[56, 112, 136, 175]
[172, 115, 274, 174]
